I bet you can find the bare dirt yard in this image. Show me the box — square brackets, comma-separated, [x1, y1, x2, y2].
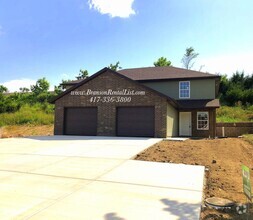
[0, 125, 53, 138]
[135, 138, 253, 220]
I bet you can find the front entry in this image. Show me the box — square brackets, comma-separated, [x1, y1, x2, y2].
[179, 112, 192, 136]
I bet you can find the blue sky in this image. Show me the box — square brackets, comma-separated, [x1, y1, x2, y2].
[0, 0, 253, 91]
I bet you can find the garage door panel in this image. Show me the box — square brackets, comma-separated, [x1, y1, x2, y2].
[117, 107, 155, 137]
[64, 107, 97, 135]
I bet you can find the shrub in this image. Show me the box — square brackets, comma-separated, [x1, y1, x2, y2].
[0, 99, 21, 113]
[0, 104, 54, 127]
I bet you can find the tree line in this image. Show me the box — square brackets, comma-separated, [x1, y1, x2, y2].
[0, 78, 54, 113]
[219, 72, 253, 106]
[0, 47, 252, 115]
[0, 62, 123, 114]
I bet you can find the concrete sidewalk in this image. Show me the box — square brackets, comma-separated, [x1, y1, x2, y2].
[0, 136, 204, 220]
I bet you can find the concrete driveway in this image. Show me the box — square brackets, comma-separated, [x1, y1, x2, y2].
[0, 136, 204, 220]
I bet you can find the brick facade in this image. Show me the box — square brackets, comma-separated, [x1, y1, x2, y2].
[179, 108, 217, 138]
[54, 70, 168, 138]
[191, 108, 216, 138]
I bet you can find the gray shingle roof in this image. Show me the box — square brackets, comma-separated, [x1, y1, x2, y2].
[118, 66, 219, 81]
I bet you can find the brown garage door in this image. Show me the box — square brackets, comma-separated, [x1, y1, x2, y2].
[117, 107, 155, 137]
[64, 107, 97, 135]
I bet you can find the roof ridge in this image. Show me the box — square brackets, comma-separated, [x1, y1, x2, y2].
[118, 66, 216, 76]
[117, 66, 220, 81]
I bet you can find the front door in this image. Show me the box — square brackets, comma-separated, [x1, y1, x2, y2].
[179, 112, 192, 136]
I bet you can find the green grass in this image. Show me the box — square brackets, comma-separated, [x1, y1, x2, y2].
[216, 105, 253, 122]
[0, 103, 54, 127]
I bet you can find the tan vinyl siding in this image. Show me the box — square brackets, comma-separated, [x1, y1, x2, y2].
[142, 79, 216, 100]
[167, 104, 178, 137]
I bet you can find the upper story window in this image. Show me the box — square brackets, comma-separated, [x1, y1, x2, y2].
[179, 81, 190, 98]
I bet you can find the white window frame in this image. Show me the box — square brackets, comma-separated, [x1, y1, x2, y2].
[197, 112, 209, 130]
[179, 81, 190, 99]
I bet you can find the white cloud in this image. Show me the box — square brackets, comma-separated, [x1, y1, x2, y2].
[197, 52, 253, 76]
[1, 79, 36, 92]
[88, 0, 135, 18]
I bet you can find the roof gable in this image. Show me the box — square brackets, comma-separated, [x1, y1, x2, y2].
[50, 67, 178, 107]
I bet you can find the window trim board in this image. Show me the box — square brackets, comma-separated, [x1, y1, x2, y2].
[197, 111, 209, 130]
[179, 81, 190, 99]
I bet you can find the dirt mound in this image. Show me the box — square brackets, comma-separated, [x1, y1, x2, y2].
[135, 138, 253, 219]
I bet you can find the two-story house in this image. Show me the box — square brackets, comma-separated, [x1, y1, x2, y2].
[51, 66, 220, 138]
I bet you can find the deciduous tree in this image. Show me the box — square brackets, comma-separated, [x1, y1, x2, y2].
[19, 87, 29, 93]
[76, 69, 89, 80]
[219, 71, 253, 106]
[0, 85, 8, 93]
[108, 61, 121, 71]
[30, 78, 50, 95]
[54, 79, 70, 95]
[181, 47, 199, 69]
[153, 57, 172, 67]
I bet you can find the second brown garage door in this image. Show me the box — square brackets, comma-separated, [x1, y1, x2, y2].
[64, 107, 97, 135]
[117, 107, 155, 137]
